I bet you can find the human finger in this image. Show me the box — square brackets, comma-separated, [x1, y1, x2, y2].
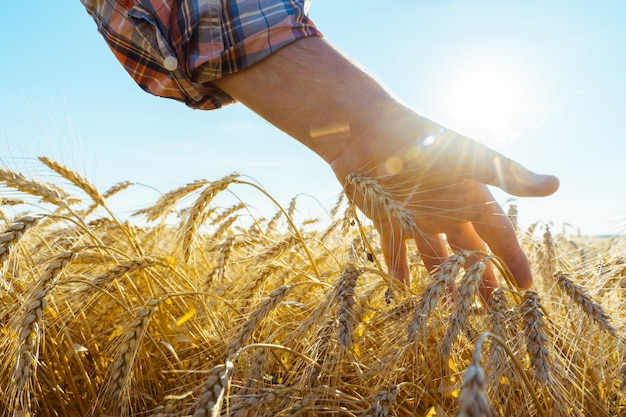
[472, 218, 533, 289]
[413, 230, 448, 274]
[375, 219, 411, 285]
[416, 129, 559, 197]
[455, 186, 534, 289]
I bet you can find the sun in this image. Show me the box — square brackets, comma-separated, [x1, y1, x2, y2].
[442, 60, 529, 146]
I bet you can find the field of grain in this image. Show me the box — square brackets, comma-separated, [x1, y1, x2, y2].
[0, 157, 624, 417]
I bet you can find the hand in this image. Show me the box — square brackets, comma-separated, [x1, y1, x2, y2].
[211, 36, 559, 300]
[334, 123, 559, 300]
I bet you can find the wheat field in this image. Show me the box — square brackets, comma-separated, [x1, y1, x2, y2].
[0, 157, 624, 417]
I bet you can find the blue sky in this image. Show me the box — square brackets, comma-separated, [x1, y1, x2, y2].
[1, 1, 625, 235]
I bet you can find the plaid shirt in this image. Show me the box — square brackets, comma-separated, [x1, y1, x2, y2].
[81, 0, 322, 110]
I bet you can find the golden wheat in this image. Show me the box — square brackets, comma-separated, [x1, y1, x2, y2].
[336, 264, 360, 350]
[0, 168, 73, 206]
[181, 173, 240, 261]
[39, 156, 106, 207]
[520, 290, 551, 385]
[193, 362, 234, 417]
[9, 251, 77, 415]
[407, 251, 468, 341]
[0, 159, 624, 416]
[555, 272, 618, 337]
[0, 215, 42, 266]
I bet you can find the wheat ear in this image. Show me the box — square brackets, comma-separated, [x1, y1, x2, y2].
[555, 272, 618, 337]
[239, 263, 281, 306]
[257, 235, 299, 264]
[227, 388, 285, 417]
[0, 215, 43, 266]
[181, 173, 240, 261]
[12, 251, 77, 414]
[407, 252, 468, 341]
[134, 179, 209, 221]
[90, 256, 156, 287]
[39, 156, 106, 206]
[337, 265, 360, 350]
[520, 291, 551, 384]
[507, 203, 519, 233]
[344, 172, 418, 236]
[229, 285, 291, 355]
[107, 298, 161, 413]
[441, 261, 486, 358]
[193, 361, 234, 417]
[363, 386, 399, 417]
[205, 236, 236, 285]
[0, 167, 72, 206]
[486, 288, 512, 368]
[82, 181, 134, 218]
[457, 334, 492, 417]
[541, 225, 556, 281]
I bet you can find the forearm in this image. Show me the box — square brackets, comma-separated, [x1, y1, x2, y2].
[211, 37, 422, 178]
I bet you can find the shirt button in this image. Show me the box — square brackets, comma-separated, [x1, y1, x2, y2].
[163, 55, 178, 71]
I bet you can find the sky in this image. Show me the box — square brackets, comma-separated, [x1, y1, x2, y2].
[1, 1, 625, 236]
